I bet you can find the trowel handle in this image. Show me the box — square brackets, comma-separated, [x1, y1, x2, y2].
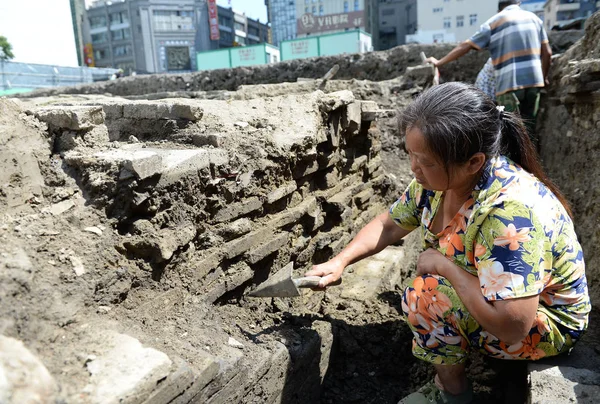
[294, 276, 342, 289]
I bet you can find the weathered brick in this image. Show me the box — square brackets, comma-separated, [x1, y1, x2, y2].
[361, 101, 379, 121]
[268, 196, 317, 229]
[224, 226, 273, 259]
[345, 102, 362, 134]
[245, 232, 290, 264]
[350, 155, 368, 172]
[292, 159, 319, 179]
[354, 188, 374, 206]
[266, 182, 297, 204]
[366, 158, 382, 174]
[213, 197, 262, 223]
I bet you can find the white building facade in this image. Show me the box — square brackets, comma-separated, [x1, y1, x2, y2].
[409, 0, 497, 44]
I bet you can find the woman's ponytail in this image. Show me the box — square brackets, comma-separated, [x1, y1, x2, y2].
[500, 111, 573, 218]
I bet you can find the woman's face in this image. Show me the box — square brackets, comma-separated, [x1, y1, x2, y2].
[405, 126, 477, 192]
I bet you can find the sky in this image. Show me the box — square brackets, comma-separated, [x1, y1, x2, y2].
[0, 0, 268, 68]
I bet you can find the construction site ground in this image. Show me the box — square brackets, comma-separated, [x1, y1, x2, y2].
[1, 24, 600, 404]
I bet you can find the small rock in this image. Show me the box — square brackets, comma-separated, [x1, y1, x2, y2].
[43, 200, 75, 216]
[48, 260, 56, 265]
[128, 135, 139, 143]
[228, 337, 244, 349]
[234, 121, 249, 128]
[69, 255, 85, 276]
[97, 306, 111, 314]
[84, 226, 103, 236]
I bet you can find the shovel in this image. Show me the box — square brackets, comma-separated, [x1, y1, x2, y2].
[248, 262, 341, 298]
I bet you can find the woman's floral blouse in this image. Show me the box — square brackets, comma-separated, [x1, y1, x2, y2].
[390, 155, 590, 333]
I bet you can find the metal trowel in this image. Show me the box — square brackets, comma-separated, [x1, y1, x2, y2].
[248, 262, 341, 298]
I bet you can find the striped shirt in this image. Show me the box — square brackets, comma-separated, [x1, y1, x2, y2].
[467, 5, 548, 96]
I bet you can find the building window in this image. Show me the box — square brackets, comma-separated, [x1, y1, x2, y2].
[470, 14, 478, 25]
[90, 15, 107, 28]
[234, 21, 245, 31]
[94, 49, 109, 60]
[153, 10, 194, 31]
[312, 5, 316, 13]
[219, 15, 232, 26]
[354, 0, 359, 11]
[319, 5, 324, 15]
[111, 28, 131, 41]
[109, 11, 129, 25]
[305, 6, 309, 12]
[433, 7, 443, 13]
[456, 15, 464, 27]
[91, 32, 108, 44]
[113, 45, 132, 57]
[344, 1, 349, 12]
[234, 35, 246, 45]
[443, 17, 451, 28]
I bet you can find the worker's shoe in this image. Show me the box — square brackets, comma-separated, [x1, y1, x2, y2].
[398, 379, 473, 404]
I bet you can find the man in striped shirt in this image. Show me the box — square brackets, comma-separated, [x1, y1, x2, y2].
[425, 0, 552, 138]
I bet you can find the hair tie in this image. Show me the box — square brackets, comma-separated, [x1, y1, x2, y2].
[496, 105, 505, 121]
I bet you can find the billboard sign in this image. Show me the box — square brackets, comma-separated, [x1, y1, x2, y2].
[83, 43, 95, 67]
[297, 11, 365, 35]
[207, 0, 220, 41]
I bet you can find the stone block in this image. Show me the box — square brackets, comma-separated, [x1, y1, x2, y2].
[123, 102, 169, 120]
[0, 336, 58, 404]
[245, 232, 290, 264]
[361, 101, 379, 121]
[216, 218, 254, 240]
[292, 159, 320, 179]
[162, 353, 220, 404]
[266, 182, 298, 204]
[354, 188, 374, 207]
[168, 103, 203, 121]
[269, 196, 317, 229]
[529, 364, 600, 404]
[345, 102, 362, 134]
[327, 190, 353, 213]
[123, 153, 163, 180]
[350, 155, 368, 172]
[224, 226, 274, 260]
[366, 158, 382, 175]
[94, 146, 229, 185]
[213, 197, 263, 223]
[329, 112, 341, 148]
[33, 106, 105, 130]
[84, 332, 172, 403]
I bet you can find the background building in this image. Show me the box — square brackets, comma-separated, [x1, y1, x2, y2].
[265, 0, 297, 46]
[70, 0, 89, 66]
[368, 0, 416, 50]
[86, 0, 269, 74]
[544, 0, 599, 30]
[294, 0, 366, 39]
[408, 0, 496, 44]
[520, 0, 546, 20]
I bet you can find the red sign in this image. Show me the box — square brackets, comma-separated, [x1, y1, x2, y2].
[84, 43, 95, 67]
[208, 0, 220, 41]
[297, 11, 365, 35]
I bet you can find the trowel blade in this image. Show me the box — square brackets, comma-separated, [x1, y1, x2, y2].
[248, 262, 300, 298]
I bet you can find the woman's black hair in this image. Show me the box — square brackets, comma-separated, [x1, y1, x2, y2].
[398, 82, 572, 218]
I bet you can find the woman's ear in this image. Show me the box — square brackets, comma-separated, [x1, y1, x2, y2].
[467, 152, 486, 175]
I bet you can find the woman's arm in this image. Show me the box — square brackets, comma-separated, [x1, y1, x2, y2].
[417, 249, 539, 345]
[306, 212, 410, 287]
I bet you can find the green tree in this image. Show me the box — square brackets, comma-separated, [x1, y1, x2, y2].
[0, 36, 15, 60]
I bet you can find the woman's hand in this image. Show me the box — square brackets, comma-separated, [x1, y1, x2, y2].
[416, 248, 454, 277]
[305, 257, 345, 288]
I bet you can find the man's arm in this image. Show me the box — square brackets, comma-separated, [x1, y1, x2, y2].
[425, 41, 477, 68]
[541, 41, 552, 85]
